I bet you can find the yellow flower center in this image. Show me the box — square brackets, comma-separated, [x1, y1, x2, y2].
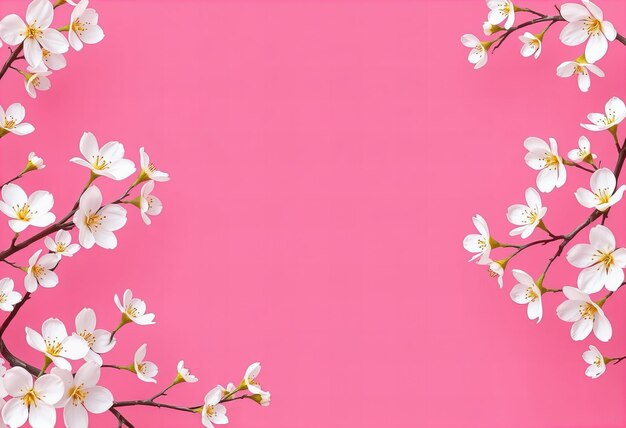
[14, 203, 32, 221]
[45, 339, 63, 357]
[595, 187, 612, 204]
[85, 212, 102, 230]
[24, 25, 42, 39]
[31, 264, 44, 279]
[56, 242, 66, 252]
[0, 293, 5, 304]
[543, 153, 560, 169]
[80, 330, 96, 347]
[92, 155, 110, 170]
[3, 118, 16, 129]
[525, 286, 539, 302]
[584, 18, 602, 35]
[205, 405, 215, 417]
[579, 303, 597, 320]
[72, 19, 86, 34]
[69, 385, 88, 405]
[597, 251, 615, 272]
[21, 388, 39, 407]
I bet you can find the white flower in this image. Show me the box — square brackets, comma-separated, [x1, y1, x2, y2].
[518, 32, 542, 58]
[41, 48, 65, 70]
[243, 362, 267, 395]
[582, 345, 606, 378]
[73, 185, 127, 249]
[257, 391, 271, 406]
[506, 188, 547, 239]
[70, 132, 136, 180]
[133, 344, 158, 383]
[556, 58, 604, 93]
[0, 184, 55, 233]
[509, 269, 543, 323]
[68, 0, 104, 51]
[73, 308, 115, 366]
[0, 278, 21, 312]
[175, 361, 198, 384]
[44, 230, 80, 257]
[24, 249, 60, 293]
[580, 96, 626, 132]
[566, 225, 626, 293]
[486, 259, 506, 288]
[201, 387, 228, 428]
[524, 137, 566, 193]
[1, 367, 64, 428]
[559, 0, 616, 63]
[0, 0, 69, 68]
[567, 136, 597, 163]
[25, 152, 45, 171]
[24, 68, 51, 99]
[221, 383, 236, 395]
[463, 214, 493, 263]
[556, 286, 612, 341]
[0, 104, 34, 136]
[482, 21, 501, 36]
[138, 181, 163, 226]
[26, 318, 89, 370]
[139, 147, 170, 182]
[461, 34, 488, 69]
[114, 289, 156, 325]
[52, 361, 113, 428]
[486, 0, 515, 29]
[574, 168, 625, 212]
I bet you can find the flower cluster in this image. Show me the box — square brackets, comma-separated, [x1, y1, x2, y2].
[0, 0, 271, 426]
[0, 0, 103, 98]
[461, 0, 624, 92]
[464, 96, 626, 378]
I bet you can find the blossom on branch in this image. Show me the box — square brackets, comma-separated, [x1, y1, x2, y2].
[113, 289, 155, 326]
[509, 269, 543, 323]
[580, 96, 626, 133]
[25, 318, 89, 370]
[461, 34, 489, 69]
[0, 278, 21, 312]
[175, 361, 198, 384]
[23, 67, 52, 99]
[523, 137, 566, 193]
[68, 0, 104, 51]
[44, 230, 80, 258]
[574, 168, 625, 212]
[566, 225, 626, 293]
[556, 57, 604, 93]
[582, 345, 606, 378]
[138, 147, 170, 182]
[73, 308, 115, 365]
[133, 344, 158, 383]
[518, 32, 542, 58]
[1, 367, 64, 428]
[556, 286, 612, 342]
[73, 186, 127, 249]
[52, 361, 113, 428]
[0, 103, 34, 137]
[486, 0, 515, 30]
[201, 387, 228, 428]
[567, 136, 596, 163]
[463, 214, 493, 263]
[70, 132, 136, 180]
[559, 0, 616, 63]
[0, 184, 55, 233]
[506, 187, 547, 239]
[24, 249, 60, 292]
[0, 0, 69, 69]
[137, 181, 163, 226]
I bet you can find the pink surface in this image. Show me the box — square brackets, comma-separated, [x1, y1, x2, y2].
[0, 0, 626, 426]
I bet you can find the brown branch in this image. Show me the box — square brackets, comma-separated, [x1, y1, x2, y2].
[0, 44, 24, 82]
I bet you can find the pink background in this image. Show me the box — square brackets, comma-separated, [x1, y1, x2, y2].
[1, 0, 626, 426]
